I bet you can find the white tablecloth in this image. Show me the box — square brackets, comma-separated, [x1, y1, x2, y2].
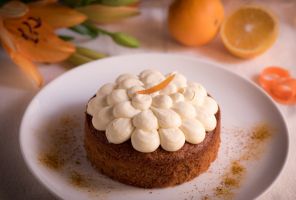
[0, 0, 295, 199]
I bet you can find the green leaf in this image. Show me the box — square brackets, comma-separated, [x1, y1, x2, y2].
[97, 0, 139, 6]
[61, 0, 83, 7]
[69, 24, 98, 38]
[111, 32, 139, 48]
[59, 35, 74, 41]
[80, 0, 97, 6]
[76, 4, 139, 24]
[0, 0, 9, 7]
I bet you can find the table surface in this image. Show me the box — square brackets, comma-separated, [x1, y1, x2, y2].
[0, 0, 296, 199]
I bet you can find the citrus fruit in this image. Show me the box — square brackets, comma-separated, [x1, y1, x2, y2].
[168, 0, 224, 46]
[221, 6, 278, 59]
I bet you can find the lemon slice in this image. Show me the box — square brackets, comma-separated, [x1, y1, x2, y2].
[221, 6, 278, 59]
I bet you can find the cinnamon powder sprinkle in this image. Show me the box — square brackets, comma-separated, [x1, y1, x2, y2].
[251, 124, 271, 141]
[38, 115, 92, 189]
[214, 161, 245, 199]
[69, 171, 88, 188]
[39, 115, 79, 169]
[212, 123, 272, 199]
[39, 152, 64, 170]
[231, 161, 244, 176]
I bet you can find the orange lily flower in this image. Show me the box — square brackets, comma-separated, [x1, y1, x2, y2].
[0, 1, 86, 87]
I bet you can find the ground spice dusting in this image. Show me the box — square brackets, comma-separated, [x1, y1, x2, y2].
[39, 115, 79, 169]
[38, 115, 92, 189]
[201, 195, 210, 200]
[215, 186, 232, 198]
[251, 124, 271, 141]
[213, 160, 245, 199]
[231, 161, 244, 176]
[223, 177, 239, 187]
[210, 123, 272, 199]
[39, 152, 64, 170]
[70, 171, 88, 188]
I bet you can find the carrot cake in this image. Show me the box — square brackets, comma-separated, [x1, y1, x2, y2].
[84, 69, 221, 188]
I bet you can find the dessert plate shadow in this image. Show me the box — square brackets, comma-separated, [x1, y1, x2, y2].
[20, 53, 289, 200]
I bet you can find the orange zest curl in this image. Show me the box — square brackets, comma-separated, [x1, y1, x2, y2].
[137, 74, 175, 94]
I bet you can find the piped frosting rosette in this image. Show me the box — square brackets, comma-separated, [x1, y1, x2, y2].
[87, 69, 219, 153]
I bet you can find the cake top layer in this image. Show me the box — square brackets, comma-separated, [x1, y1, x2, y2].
[87, 69, 218, 153]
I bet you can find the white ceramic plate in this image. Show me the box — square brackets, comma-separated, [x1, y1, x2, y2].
[20, 54, 289, 200]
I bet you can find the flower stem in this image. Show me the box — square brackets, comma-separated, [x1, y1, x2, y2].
[76, 46, 107, 59]
[67, 52, 93, 66]
[67, 46, 107, 66]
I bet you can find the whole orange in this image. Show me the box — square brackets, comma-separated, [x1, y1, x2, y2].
[168, 0, 224, 46]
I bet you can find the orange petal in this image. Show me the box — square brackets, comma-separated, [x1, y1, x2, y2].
[0, 17, 16, 50]
[4, 16, 75, 63]
[1, 17, 43, 87]
[28, 4, 86, 29]
[2, 42, 43, 87]
[137, 74, 175, 94]
[10, 51, 43, 87]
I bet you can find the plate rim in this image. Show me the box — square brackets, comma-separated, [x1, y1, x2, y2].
[19, 53, 290, 200]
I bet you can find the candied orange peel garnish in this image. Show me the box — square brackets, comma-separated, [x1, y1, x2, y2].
[258, 66, 296, 105]
[137, 73, 175, 94]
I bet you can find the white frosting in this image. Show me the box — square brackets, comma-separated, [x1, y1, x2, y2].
[86, 96, 107, 116]
[140, 69, 163, 80]
[160, 83, 177, 95]
[131, 129, 160, 153]
[127, 85, 145, 98]
[159, 128, 185, 151]
[173, 101, 196, 119]
[87, 70, 219, 153]
[106, 118, 134, 144]
[132, 94, 152, 110]
[170, 92, 185, 102]
[171, 73, 187, 89]
[107, 89, 129, 105]
[96, 83, 116, 97]
[201, 96, 219, 114]
[152, 95, 173, 109]
[118, 78, 143, 89]
[195, 108, 217, 131]
[132, 110, 158, 131]
[183, 83, 207, 105]
[151, 108, 181, 128]
[113, 101, 140, 118]
[92, 106, 114, 130]
[116, 73, 138, 83]
[180, 119, 205, 144]
[141, 72, 165, 85]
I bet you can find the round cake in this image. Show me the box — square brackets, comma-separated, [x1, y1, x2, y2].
[84, 70, 221, 188]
